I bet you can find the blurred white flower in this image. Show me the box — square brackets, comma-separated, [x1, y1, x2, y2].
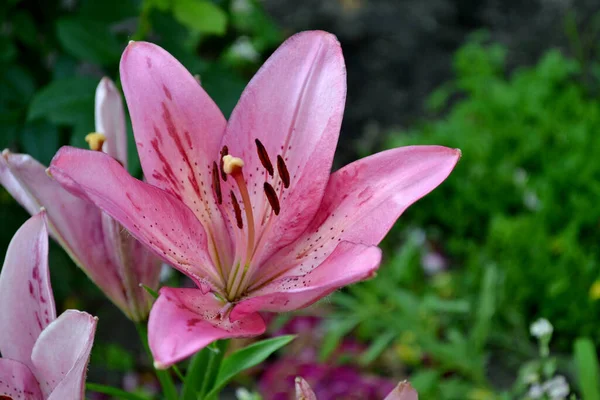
[542, 375, 570, 399]
[524, 190, 540, 211]
[421, 251, 447, 275]
[527, 383, 544, 399]
[530, 318, 553, 338]
[230, 36, 260, 62]
[231, 0, 252, 14]
[513, 167, 528, 186]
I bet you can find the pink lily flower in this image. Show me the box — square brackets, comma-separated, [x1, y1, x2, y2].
[0, 211, 97, 400]
[0, 78, 161, 321]
[295, 377, 418, 400]
[48, 31, 460, 367]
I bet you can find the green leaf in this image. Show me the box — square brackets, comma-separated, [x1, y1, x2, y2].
[359, 330, 396, 366]
[28, 77, 98, 124]
[56, 18, 122, 65]
[204, 335, 295, 398]
[319, 317, 359, 362]
[182, 347, 212, 400]
[172, 0, 227, 35]
[574, 338, 600, 400]
[86, 382, 149, 400]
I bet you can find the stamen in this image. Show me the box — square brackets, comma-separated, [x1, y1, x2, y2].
[255, 139, 274, 176]
[219, 146, 229, 181]
[263, 182, 281, 215]
[276, 155, 290, 188]
[212, 161, 222, 204]
[85, 132, 106, 151]
[230, 191, 243, 229]
[223, 154, 244, 175]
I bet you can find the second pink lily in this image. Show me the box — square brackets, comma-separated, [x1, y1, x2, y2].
[49, 31, 460, 367]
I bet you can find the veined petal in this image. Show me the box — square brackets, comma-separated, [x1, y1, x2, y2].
[384, 381, 419, 400]
[0, 150, 40, 215]
[95, 77, 127, 167]
[0, 359, 42, 399]
[0, 212, 56, 370]
[221, 30, 346, 266]
[49, 147, 222, 288]
[120, 41, 232, 267]
[232, 242, 381, 320]
[31, 310, 97, 399]
[257, 145, 459, 283]
[148, 288, 266, 368]
[1, 150, 135, 316]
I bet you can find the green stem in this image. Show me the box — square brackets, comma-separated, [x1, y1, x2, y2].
[135, 322, 178, 400]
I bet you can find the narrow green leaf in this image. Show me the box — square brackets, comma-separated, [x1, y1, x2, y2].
[204, 335, 295, 398]
[140, 284, 159, 299]
[319, 317, 359, 362]
[56, 18, 122, 65]
[359, 330, 396, 366]
[182, 347, 211, 400]
[86, 382, 149, 400]
[574, 337, 600, 400]
[172, 0, 227, 35]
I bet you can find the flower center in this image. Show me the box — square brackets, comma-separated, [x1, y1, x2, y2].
[210, 140, 291, 301]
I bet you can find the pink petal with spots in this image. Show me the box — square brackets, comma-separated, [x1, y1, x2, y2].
[1, 151, 136, 317]
[31, 310, 97, 400]
[49, 147, 222, 288]
[0, 359, 42, 400]
[120, 41, 233, 268]
[221, 30, 346, 266]
[257, 145, 459, 283]
[384, 381, 419, 400]
[95, 77, 127, 167]
[295, 377, 317, 400]
[0, 212, 56, 370]
[231, 242, 381, 320]
[148, 287, 266, 368]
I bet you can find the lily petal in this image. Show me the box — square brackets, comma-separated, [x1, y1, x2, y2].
[232, 242, 381, 320]
[95, 77, 127, 167]
[0, 150, 40, 215]
[384, 381, 419, 400]
[31, 310, 97, 399]
[0, 212, 56, 369]
[148, 287, 266, 368]
[221, 30, 346, 264]
[120, 41, 232, 267]
[1, 150, 135, 315]
[0, 359, 42, 399]
[49, 147, 222, 288]
[257, 146, 459, 283]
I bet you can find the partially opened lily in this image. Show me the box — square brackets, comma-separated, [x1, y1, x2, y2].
[295, 377, 418, 400]
[0, 78, 161, 321]
[0, 211, 97, 400]
[48, 31, 460, 367]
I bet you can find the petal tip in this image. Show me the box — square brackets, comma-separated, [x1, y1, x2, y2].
[153, 360, 167, 370]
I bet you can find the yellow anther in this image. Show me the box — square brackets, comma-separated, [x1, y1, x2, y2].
[222, 154, 244, 175]
[85, 132, 106, 151]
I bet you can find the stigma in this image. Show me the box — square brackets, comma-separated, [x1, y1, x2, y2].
[85, 133, 106, 151]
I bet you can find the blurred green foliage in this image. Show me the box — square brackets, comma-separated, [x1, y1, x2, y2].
[328, 32, 600, 398]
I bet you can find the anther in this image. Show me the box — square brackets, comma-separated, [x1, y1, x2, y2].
[276, 155, 290, 188]
[85, 132, 106, 151]
[222, 154, 244, 175]
[230, 191, 243, 229]
[212, 161, 222, 204]
[263, 182, 280, 215]
[220, 146, 229, 181]
[255, 139, 274, 176]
